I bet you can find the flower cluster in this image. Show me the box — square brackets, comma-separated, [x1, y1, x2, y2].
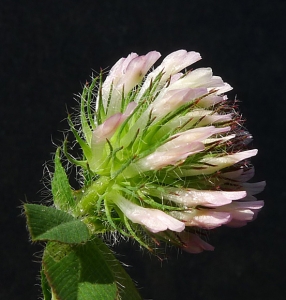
[64, 50, 264, 253]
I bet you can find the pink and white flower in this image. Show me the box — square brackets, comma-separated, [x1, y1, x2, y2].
[67, 49, 265, 253]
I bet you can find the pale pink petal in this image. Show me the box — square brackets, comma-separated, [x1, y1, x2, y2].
[159, 126, 230, 151]
[239, 167, 255, 182]
[173, 125, 230, 143]
[113, 195, 185, 233]
[138, 142, 205, 171]
[241, 181, 266, 195]
[198, 94, 227, 108]
[101, 53, 139, 107]
[214, 200, 264, 226]
[214, 83, 233, 94]
[139, 51, 162, 74]
[151, 88, 208, 118]
[238, 194, 257, 201]
[169, 67, 212, 89]
[166, 189, 246, 207]
[169, 72, 183, 84]
[106, 53, 138, 85]
[191, 211, 232, 229]
[119, 51, 161, 93]
[89, 113, 123, 171]
[122, 101, 138, 118]
[163, 110, 232, 131]
[221, 169, 244, 180]
[204, 134, 235, 144]
[252, 209, 261, 221]
[198, 113, 233, 126]
[169, 67, 232, 93]
[160, 50, 202, 80]
[226, 220, 248, 227]
[121, 52, 140, 70]
[166, 127, 216, 148]
[136, 126, 233, 171]
[221, 167, 256, 183]
[170, 210, 231, 229]
[215, 200, 264, 211]
[162, 126, 230, 151]
[102, 51, 160, 117]
[178, 232, 214, 253]
[135, 50, 201, 101]
[92, 113, 122, 143]
[225, 200, 264, 210]
[92, 102, 137, 144]
[230, 209, 254, 221]
[181, 149, 258, 176]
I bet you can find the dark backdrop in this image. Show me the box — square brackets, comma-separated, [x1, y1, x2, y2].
[1, 0, 285, 299]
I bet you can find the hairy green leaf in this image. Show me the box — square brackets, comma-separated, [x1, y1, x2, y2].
[24, 204, 90, 243]
[42, 239, 142, 300]
[52, 148, 75, 211]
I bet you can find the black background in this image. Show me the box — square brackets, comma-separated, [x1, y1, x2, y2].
[1, 0, 285, 299]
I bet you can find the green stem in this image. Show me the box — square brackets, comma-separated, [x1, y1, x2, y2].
[75, 176, 111, 216]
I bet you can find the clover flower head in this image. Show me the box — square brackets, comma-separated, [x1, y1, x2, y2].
[64, 50, 265, 252]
